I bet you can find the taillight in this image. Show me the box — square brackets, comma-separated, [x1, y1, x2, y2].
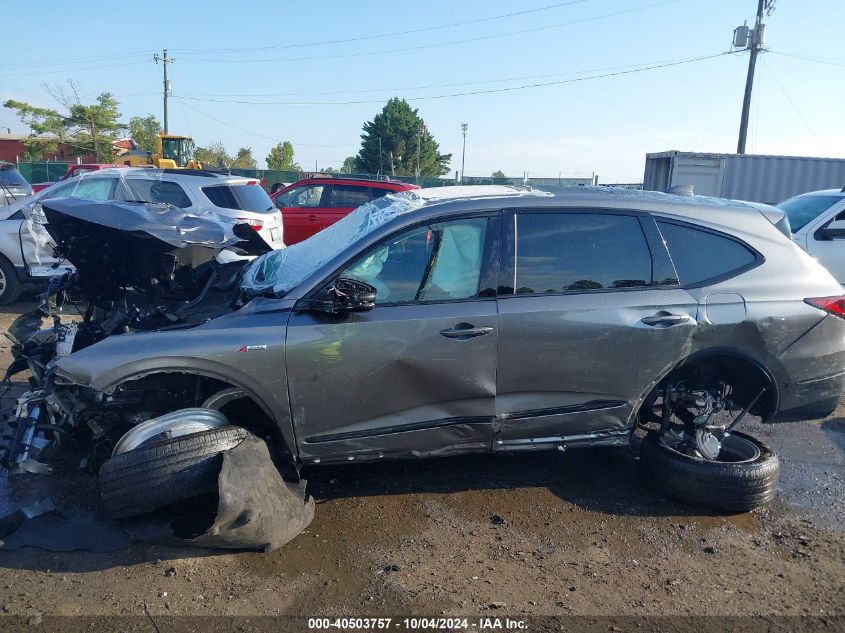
[237, 218, 264, 231]
[805, 296, 845, 319]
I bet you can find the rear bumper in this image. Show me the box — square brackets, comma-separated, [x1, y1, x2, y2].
[771, 314, 845, 422]
[769, 370, 845, 422]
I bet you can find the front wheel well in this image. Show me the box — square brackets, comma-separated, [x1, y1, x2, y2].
[107, 371, 296, 472]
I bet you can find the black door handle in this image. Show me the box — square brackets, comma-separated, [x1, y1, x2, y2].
[440, 323, 494, 340]
[641, 313, 691, 326]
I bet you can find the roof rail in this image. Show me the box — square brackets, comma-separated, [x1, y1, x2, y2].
[162, 168, 221, 178]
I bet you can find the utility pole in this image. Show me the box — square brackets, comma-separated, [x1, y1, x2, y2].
[735, 0, 773, 154]
[415, 123, 426, 185]
[460, 123, 468, 184]
[378, 137, 383, 176]
[153, 49, 174, 133]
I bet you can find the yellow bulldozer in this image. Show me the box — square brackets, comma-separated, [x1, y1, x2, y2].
[116, 133, 207, 170]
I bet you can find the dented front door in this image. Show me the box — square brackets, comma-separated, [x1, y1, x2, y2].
[286, 215, 499, 463]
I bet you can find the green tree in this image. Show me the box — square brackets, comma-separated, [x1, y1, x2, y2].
[195, 141, 232, 168]
[232, 147, 257, 169]
[64, 92, 124, 162]
[128, 114, 162, 153]
[5, 90, 124, 161]
[342, 156, 358, 174]
[3, 99, 70, 160]
[356, 98, 451, 177]
[491, 170, 509, 184]
[265, 141, 300, 171]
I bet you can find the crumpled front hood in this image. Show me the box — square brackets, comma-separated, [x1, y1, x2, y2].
[40, 197, 241, 250]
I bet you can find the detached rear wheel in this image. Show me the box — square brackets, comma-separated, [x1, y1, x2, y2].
[639, 430, 779, 512]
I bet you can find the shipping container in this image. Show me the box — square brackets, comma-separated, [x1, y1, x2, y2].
[643, 151, 845, 204]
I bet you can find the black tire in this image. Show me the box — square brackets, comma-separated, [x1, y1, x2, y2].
[99, 426, 248, 519]
[0, 255, 22, 305]
[639, 430, 779, 512]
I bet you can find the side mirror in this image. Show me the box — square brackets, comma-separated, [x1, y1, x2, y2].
[817, 219, 845, 241]
[307, 278, 376, 314]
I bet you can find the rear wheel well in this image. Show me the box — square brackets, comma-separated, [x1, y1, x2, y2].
[643, 353, 778, 422]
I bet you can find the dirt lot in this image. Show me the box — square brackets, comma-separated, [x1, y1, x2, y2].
[0, 298, 842, 628]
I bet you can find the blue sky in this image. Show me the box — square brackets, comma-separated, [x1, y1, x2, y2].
[1, 0, 842, 181]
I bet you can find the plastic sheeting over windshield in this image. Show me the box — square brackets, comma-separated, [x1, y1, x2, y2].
[241, 191, 424, 295]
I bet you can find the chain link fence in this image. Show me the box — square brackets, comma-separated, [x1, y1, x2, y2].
[16, 162, 600, 191]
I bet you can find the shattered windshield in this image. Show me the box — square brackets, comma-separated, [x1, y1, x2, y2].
[241, 191, 423, 296]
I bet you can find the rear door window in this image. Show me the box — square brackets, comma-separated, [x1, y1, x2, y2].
[326, 184, 371, 208]
[124, 180, 192, 208]
[656, 220, 759, 287]
[203, 183, 276, 214]
[502, 212, 653, 294]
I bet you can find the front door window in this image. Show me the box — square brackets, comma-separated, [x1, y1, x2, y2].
[339, 218, 488, 304]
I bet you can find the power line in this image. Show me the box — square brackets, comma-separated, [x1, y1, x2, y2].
[768, 50, 845, 68]
[0, 60, 149, 79]
[172, 0, 600, 55]
[760, 56, 827, 154]
[172, 51, 736, 106]
[173, 99, 359, 148]
[176, 52, 721, 99]
[178, 0, 681, 64]
[0, 51, 151, 70]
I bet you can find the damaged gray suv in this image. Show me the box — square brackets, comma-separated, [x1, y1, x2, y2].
[3, 186, 845, 529]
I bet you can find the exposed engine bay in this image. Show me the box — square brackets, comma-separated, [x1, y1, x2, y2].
[1, 197, 271, 474]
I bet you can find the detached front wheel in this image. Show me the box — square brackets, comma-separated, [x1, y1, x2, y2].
[639, 430, 779, 512]
[99, 426, 248, 519]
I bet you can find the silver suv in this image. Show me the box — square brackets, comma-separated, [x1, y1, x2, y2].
[0, 168, 282, 303]
[5, 186, 845, 522]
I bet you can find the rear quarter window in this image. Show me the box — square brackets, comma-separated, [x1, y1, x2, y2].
[204, 183, 275, 214]
[656, 220, 759, 287]
[0, 167, 29, 188]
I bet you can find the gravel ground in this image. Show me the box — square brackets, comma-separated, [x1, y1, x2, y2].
[0, 299, 842, 627]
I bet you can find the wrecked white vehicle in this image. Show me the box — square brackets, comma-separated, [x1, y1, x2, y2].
[2, 186, 845, 550]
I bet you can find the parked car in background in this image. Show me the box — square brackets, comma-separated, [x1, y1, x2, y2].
[777, 188, 845, 284]
[0, 162, 32, 207]
[0, 168, 283, 303]
[271, 177, 418, 244]
[30, 163, 121, 193]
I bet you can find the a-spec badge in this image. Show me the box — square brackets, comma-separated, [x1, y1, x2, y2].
[236, 345, 268, 352]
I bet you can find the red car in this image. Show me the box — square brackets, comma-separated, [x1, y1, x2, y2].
[271, 177, 418, 244]
[31, 163, 122, 193]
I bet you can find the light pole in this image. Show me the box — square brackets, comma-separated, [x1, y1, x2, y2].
[460, 123, 468, 184]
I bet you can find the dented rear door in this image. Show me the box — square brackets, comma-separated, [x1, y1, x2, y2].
[493, 209, 698, 449]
